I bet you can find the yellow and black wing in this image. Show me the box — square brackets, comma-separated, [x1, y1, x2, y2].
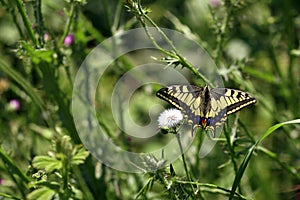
[208, 87, 257, 128]
[156, 84, 256, 130]
[156, 85, 205, 127]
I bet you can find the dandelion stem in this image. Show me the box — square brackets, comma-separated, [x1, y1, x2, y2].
[176, 133, 195, 194]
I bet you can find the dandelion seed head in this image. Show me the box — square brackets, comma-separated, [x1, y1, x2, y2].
[158, 108, 183, 129]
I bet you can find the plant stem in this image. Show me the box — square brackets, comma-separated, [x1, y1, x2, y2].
[135, 0, 214, 87]
[176, 180, 248, 199]
[14, 0, 38, 47]
[59, 0, 76, 46]
[214, 1, 233, 66]
[176, 133, 195, 195]
[33, 0, 45, 47]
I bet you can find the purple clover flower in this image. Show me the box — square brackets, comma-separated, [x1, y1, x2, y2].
[9, 99, 21, 111]
[64, 34, 75, 47]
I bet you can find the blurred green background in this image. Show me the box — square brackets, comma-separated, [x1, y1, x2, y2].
[0, 0, 299, 199]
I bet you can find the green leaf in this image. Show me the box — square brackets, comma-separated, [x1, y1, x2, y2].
[27, 187, 56, 200]
[32, 156, 62, 173]
[28, 180, 60, 191]
[71, 185, 83, 199]
[31, 49, 53, 64]
[71, 147, 89, 165]
[18, 41, 53, 64]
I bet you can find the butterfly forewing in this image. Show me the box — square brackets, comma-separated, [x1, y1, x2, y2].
[210, 88, 257, 115]
[156, 85, 203, 125]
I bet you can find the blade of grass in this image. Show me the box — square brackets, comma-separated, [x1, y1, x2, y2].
[229, 119, 300, 200]
[257, 119, 300, 143]
[0, 192, 22, 200]
[0, 60, 45, 110]
[0, 147, 30, 198]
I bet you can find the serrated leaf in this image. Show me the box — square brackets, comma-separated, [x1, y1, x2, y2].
[71, 148, 89, 165]
[28, 180, 60, 191]
[72, 185, 83, 199]
[32, 156, 62, 173]
[32, 49, 53, 64]
[27, 187, 56, 200]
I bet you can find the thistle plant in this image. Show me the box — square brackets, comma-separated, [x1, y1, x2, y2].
[28, 135, 89, 199]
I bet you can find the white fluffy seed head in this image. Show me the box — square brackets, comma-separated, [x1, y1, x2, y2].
[158, 108, 183, 129]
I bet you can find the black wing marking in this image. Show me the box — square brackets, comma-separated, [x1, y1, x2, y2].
[156, 85, 203, 125]
[208, 88, 257, 128]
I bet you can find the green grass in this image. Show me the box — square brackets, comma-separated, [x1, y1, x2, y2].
[0, 0, 300, 199]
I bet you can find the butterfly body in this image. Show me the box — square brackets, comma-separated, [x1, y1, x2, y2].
[156, 84, 256, 131]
